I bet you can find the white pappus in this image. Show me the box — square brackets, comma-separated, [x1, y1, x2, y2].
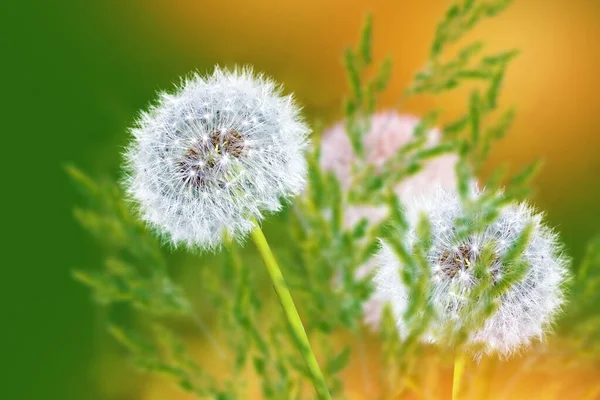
[124, 67, 310, 250]
[373, 186, 571, 356]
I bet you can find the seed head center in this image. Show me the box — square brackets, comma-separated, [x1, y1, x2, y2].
[439, 244, 476, 278]
[178, 129, 246, 189]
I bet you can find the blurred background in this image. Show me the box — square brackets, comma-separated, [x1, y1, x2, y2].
[3, 0, 600, 399]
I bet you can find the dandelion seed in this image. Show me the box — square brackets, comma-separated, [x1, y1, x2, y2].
[124, 67, 310, 250]
[373, 186, 571, 356]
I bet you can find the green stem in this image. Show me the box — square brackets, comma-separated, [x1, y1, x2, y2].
[452, 353, 466, 400]
[250, 223, 332, 400]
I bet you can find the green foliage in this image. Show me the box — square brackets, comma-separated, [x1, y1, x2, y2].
[69, 167, 229, 397]
[73, 258, 191, 316]
[430, 0, 512, 59]
[109, 324, 229, 398]
[379, 305, 404, 396]
[558, 236, 600, 357]
[69, 165, 337, 399]
[343, 12, 393, 158]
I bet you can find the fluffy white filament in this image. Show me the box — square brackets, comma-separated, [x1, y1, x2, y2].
[374, 186, 570, 356]
[124, 67, 309, 250]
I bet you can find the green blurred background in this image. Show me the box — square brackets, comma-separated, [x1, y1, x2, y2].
[4, 0, 599, 399]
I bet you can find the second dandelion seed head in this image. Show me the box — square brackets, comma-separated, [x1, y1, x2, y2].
[374, 186, 571, 356]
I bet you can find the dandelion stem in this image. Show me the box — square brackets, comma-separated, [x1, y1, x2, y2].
[250, 222, 332, 400]
[452, 353, 466, 400]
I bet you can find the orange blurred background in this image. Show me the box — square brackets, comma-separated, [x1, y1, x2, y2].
[5, 1, 599, 399]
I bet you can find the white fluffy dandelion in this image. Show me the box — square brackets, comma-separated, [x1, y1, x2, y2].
[124, 67, 310, 249]
[373, 186, 570, 356]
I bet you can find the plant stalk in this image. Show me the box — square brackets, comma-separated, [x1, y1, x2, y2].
[452, 353, 466, 400]
[250, 223, 332, 400]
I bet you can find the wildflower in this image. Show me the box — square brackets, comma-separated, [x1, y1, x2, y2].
[320, 111, 457, 227]
[320, 111, 457, 327]
[124, 67, 310, 250]
[373, 186, 570, 356]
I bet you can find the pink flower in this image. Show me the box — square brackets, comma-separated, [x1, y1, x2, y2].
[320, 111, 458, 329]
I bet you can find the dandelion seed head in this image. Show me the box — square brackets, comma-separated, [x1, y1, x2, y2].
[124, 66, 309, 250]
[373, 186, 571, 356]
